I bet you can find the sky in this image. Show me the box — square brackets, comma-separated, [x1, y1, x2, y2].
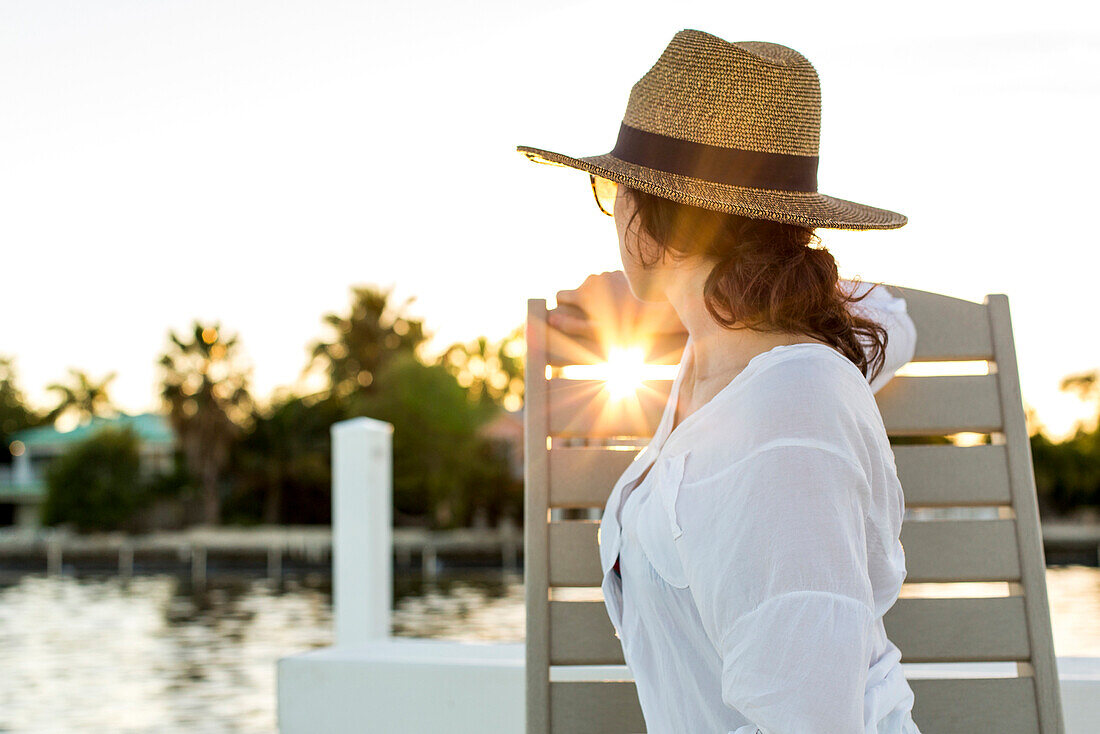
[2, 0, 1098, 440]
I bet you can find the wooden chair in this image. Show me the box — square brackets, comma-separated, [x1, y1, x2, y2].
[524, 285, 1066, 734]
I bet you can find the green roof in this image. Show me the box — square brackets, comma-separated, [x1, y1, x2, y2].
[11, 412, 175, 450]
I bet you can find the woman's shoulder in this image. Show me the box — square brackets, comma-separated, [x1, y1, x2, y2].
[739, 343, 878, 417]
[682, 344, 887, 479]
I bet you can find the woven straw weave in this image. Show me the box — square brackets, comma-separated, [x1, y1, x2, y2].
[625, 33, 821, 156]
[518, 29, 906, 230]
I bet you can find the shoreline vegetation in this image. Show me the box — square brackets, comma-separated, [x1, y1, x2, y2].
[2, 284, 526, 535]
[2, 283, 1099, 537]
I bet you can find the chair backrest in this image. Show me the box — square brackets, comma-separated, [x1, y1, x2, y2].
[524, 284, 1065, 734]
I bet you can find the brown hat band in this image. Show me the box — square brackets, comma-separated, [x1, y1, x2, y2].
[610, 123, 819, 193]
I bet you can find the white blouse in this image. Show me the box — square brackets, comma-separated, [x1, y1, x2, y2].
[597, 280, 924, 734]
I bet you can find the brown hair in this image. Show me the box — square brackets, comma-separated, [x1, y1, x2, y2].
[622, 186, 889, 385]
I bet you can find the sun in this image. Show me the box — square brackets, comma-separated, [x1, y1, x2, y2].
[557, 342, 679, 405]
[604, 346, 647, 400]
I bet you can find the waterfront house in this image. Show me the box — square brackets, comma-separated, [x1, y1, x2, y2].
[0, 412, 176, 529]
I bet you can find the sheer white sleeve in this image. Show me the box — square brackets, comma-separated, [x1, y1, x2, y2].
[840, 278, 917, 394]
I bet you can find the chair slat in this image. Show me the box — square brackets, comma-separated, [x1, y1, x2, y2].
[885, 596, 1030, 662]
[909, 677, 1039, 734]
[549, 447, 640, 508]
[548, 520, 602, 587]
[547, 378, 668, 438]
[549, 595, 1029, 666]
[550, 676, 1039, 734]
[550, 518, 1021, 587]
[548, 330, 686, 367]
[892, 444, 1011, 506]
[548, 375, 1003, 438]
[550, 601, 624, 665]
[549, 681, 646, 734]
[548, 444, 1012, 509]
[901, 519, 1021, 582]
[874, 375, 1003, 435]
[546, 286, 996, 366]
[890, 285, 995, 362]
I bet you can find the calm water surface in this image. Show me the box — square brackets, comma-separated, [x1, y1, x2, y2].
[1, 566, 1097, 733]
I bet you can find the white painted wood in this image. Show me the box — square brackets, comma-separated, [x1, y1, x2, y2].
[891, 444, 1012, 506]
[548, 330, 687, 367]
[526, 299, 551, 734]
[547, 516, 1025, 587]
[549, 596, 1031, 666]
[331, 416, 394, 646]
[275, 645, 1098, 733]
[546, 378, 668, 438]
[277, 640, 526, 734]
[547, 374, 1004, 438]
[987, 294, 1066, 733]
[544, 284, 995, 365]
[549, 681, 647, 734]
[546, 675, 1045, 734]
[874, 375, 1003, 435]
[887, 285, 995, 362]
[549, 447, 637, 508]
[908, 677, 1039, 733]
[548, 443, 1014, 508]
[900, 518, 1022, 582]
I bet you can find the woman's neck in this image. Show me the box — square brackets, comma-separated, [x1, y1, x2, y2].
[664, 261, 828, 389]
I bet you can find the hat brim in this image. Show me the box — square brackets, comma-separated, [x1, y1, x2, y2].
[516, 145, 907, 231]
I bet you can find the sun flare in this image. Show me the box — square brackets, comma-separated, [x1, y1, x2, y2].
[558, 344, 679, 402]
[604, 346, 647, 399]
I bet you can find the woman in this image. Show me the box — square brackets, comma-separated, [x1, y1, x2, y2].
[517, 30, 923, 734]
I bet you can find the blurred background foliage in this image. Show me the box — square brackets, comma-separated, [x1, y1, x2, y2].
[159, 322, 255, 526]
[0, 356, 46, 455]
[3, 283, 1099, 533]
[40, 425, 150, 532]
[4, 283, 525, 532]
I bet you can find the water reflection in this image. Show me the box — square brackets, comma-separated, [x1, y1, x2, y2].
[0, 574, 333, 733]
[1046, 566, 1100, 659]
[0, 566, 1096, 732]
[394, 569, 524, 642]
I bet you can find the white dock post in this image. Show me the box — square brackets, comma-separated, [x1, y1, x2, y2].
[331, 417, 394, 646]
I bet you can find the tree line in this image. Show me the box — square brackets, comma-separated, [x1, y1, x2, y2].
[2, 288, 1099, 532]
[0, 284, 524, 532]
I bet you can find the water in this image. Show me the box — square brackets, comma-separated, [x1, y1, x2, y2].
[0, 566, 1097, 733]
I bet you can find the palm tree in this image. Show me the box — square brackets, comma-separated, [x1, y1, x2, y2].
[439, 324, 525, 412]
[43, 368, 119, 426]
[1061, 369, 1100, 434]
[1, 355, 45, 454]
[303, 284, 428, 400]
[158, 321, 253, 525]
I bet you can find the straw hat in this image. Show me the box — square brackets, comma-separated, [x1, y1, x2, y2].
[517, 29, 906, 230]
